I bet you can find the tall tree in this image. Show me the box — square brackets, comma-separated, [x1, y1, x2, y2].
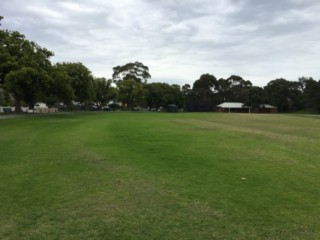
[166, 84, 184, 108]
[216, 75, 252, 103]
[216, 78, 231, 103]
[0, 87, 11, 106]
[182, 84, 191, 96]
[186, 74, 217, 112]
[4, 67, 51, 110]
[117, 79, 145, 110]
[94, 77, 118, 108]
[264, 79, 289, 112]
[145, 82, 167, 110]
[227, 75, 252, 102]
[47, 64, 75, 106]
[145, 83, 184, 110]
[264, 78, 303, 112]
[112, 61, 151, 83]
[301, 77, 320, 113]
[56, 62, 95, 110]
[245, 86, 264, 108]
[1, 19, 54, 112]
[287, 80, 303, 111]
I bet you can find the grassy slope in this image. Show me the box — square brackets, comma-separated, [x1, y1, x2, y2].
[0, 113, 319, 239]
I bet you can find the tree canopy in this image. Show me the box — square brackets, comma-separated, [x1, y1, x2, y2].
[2, 16, 320, 113]
[1, 20, 54, 112]
[94, 77, 117, 108]
[112, 61, 151, 83]
[56, 62, 95, 109]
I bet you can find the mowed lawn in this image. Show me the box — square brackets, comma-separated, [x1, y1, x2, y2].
[0, 112, 319, 239]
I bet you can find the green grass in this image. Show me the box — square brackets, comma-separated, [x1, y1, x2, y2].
[0, 112, 319, 239]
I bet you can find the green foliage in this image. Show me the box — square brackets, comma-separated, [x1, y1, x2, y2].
[1, 16, 320, 113]
[0, 30, 26, 84]
[182, 83, 191, 96]
[0, 87, 11, 105]
[0, 113, 319, 239]
[264, 78, 303, 112]
[56, 62, 95, 109]
[94, 77, 118, 108]
[246, 86, 264, 107]
[117, 79, 145, 109]
[216, 75, 252, 103]
[112, 61, 151, 83]
[301, 77, 320, 113]
[0, 31, 53, 84]
[166, 84, 184, 108]
[192, 74, 217, 94]
[4, 67, 51, 109]
[186, 74, 217, 111]
[227, 75, 252, 102]
[47, 64, 75, 106]
[1, 20, 53, 111]
[145, 82, 166, 109]
[145, 82, 184, 109]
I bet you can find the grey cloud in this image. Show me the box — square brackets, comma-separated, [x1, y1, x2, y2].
[1, 0, 320, 86]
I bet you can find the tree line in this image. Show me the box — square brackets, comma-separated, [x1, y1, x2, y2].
[1, 17, 320, 113]
[184, 74, 320, 113]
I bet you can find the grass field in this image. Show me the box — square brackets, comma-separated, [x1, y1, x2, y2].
[0, 112, 319, 239]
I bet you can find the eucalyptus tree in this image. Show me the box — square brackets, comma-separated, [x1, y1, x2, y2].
[117, 78, 145, 110]
[113, 62, 151, 110]
[300, 77, 320, 113]
[264, 78, 303, 112]
[245, 86, 264, 108]
[112, 61, 151, 83]
[216, 75, 252, 103]
[186, 74, 217, 111]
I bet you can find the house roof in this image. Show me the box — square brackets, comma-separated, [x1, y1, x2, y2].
[217, 102, 244, 108]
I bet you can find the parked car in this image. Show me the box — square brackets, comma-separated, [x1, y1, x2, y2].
[34, 102, 48, 109]
[102, 106, 111, 111]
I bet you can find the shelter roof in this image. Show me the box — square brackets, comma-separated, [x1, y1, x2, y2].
[217, 102, 244, 108]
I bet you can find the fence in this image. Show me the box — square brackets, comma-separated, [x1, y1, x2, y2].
[0, 106, 58, 113]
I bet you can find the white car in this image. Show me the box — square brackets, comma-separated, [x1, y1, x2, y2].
[34, 102, 48, 109]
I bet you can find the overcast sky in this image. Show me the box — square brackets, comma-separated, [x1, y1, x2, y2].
[1, 0, 320, 86]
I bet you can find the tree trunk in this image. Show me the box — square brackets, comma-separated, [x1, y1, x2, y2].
[14, 95, 23, 113]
